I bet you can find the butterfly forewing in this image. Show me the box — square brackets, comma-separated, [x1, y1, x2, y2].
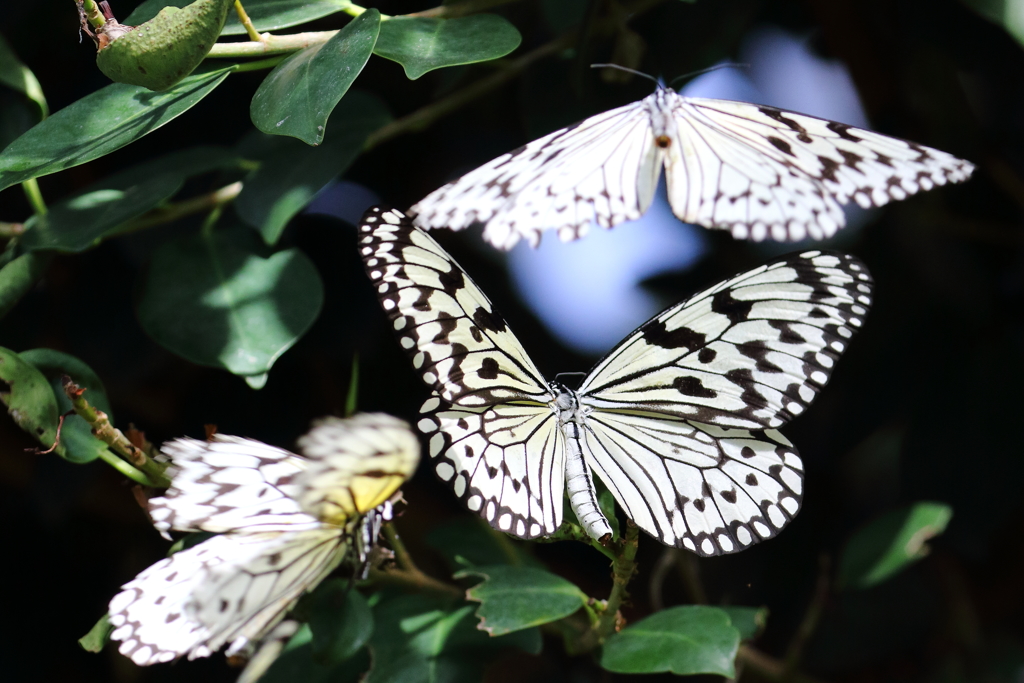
[411, 103, 659, 249]
[360, 208, 551, 406]
[410, 85, 973, 249]
[579, 251, 873, 430]
[149, 436, 315, 538]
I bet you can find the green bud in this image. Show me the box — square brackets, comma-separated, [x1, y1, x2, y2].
[96, 0, 234, 91]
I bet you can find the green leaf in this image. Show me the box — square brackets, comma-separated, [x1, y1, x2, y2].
[20, 146, 240, 253]
[374, 15, 522, 80]
[960, 0, 1024, 49]
[258, 623, 371, 683]
[126, 0, 355, 37]
[0, 32, 47, 118]
[0, 345, 59, 451]
[424, 517, 539, 570]
[367, 593, 540, 682]
[78, 613, 113, 653]
[0, 63, 235, 193]
[308, 580, 374, 666]
[237, 90, 390, 244]
[250, 10, 380, 145]
[455, 565, 587, 635]
[720, 606, 768, 641]
[136, 224, 323, 385]
[597, 485, 620, 540]
[600, 605, 740, 676]
[0, 252, 52, 320]
[838, 501, 953, 590]
[18, 349, 113, 464]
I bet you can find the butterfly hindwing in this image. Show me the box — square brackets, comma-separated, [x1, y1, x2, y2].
[580, 251, 873, 430]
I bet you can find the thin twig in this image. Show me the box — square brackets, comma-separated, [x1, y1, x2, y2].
[61, 376, 170, 487]
[375, 524, 463, 598]
[737, 645, 831, 683]
[783, 554, 831, 680]
[0, 222, 24, 238]
[27, 410, 73, 454]
[115, 182, 243, 235]
[232, 0, 264, 42]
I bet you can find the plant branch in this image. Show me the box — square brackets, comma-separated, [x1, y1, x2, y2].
[115, 181, 243, 235]
[95, 448, 160, 486]
[783, 554, 831, 679]
[596, 521, 639, 639]
[61, 376, 170, 487]
[77, 0, 107, 31]
[22, 179, 47, 216]
[208, 30, 338, 58]
[374, 524, 463, 598]
[737, 645, 831, 683]
[0, 222, 24, 239]
[232, 0, 263, 42]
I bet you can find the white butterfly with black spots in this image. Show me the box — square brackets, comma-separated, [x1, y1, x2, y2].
[360, 206, 873, 556]
[410, 83, 973, 249]
[107, 413, 419, 667]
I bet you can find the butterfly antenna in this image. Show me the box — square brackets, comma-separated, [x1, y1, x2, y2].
[590, 63, 659, 84]
[669, 62, 749, 88]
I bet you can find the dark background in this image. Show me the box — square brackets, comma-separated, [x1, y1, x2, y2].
[1, 0, 1021, 681]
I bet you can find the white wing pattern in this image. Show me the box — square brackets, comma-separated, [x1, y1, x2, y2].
[410, 86, 973, 249]
[108, 413, 419, 667]
[360, 207, 873, 556]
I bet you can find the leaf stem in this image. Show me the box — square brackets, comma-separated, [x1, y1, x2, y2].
[115, 181, 243, 236]
[0, 222, 24, 239]
[77, 0, 107, 31]
[22, 178, 47, 216]
[595, 521, 639, 641]
[61, 376, 170, 487]
[375, 524, 463, 598]
[232, 1, 264, 42]
[208, 30, 339, 58]
[95, 448, 160, 486]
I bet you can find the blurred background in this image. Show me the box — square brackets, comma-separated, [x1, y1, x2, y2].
[0, 0, 1020, 681]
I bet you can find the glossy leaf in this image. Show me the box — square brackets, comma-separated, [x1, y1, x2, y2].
[309, 580, 373, 666]
[720, 606, 768, 641]
[600, 605, 740, 676]
[0, 252, 52, 319]
[0, 33, 47, 118]
[237, 91, 390, 244]
[0, 64, 235, 193]
[374, 15, 522, 80]
[455, 565, 587, 635]
[126, 0, 354, 37]
[136, 224, 323, 387]
[0, 345, 59, 451]
[20, 146, 240, 253]
[19, 349, 113, 464]
[258, 624, 370, 683]
[424, 518, 539, 570]
[960, 0, 1024, 49]
[250, 10, 380, 145]
[367, 594, 540, 683]
[838, 502, 953, 590]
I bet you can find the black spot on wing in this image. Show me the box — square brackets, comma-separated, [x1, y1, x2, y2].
[672, 376, 718, 398]
[768, 136, 794, 156]
[642, 319, 707, 350]
[478, 357, 500, 380]
[473, 306, 508, 333]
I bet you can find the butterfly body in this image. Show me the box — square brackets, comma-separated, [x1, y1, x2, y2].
[361, 207, 872, 556]
[410, 84, 973, 248]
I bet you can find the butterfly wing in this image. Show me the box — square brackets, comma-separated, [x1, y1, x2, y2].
[295, 413, 420, 526]
[360, 207, 564, 538]
[108, 528, 346, 665]
[580, 251, 873, 430]
[582, 411, 802, 555]
[666, 95, 974, 241]
[149, 436, 315, 538]
[409, 102, 662, 250]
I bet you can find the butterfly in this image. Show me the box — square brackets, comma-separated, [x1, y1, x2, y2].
[107, 413, 419, 666]
[360, 206, 873, 556]
[409, 82, 973, 250]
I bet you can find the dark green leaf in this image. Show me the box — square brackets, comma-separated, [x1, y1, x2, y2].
[0, 63, 235, 193]
[367, 593, 540, 682]
[136, 224, 323, 388]
[250, 10, 380, 145]
[0, 32, 47, 118]
[258, 623, 370, 683]
[598, 485, 620, 540]
[455, 565, 587, 635]
[600, 605, 740, 676]
[960, 0, 1024, 48]
[838, 501, 953, 590]
[0, 252, 52, 320]
[0, 345, 59, 451]
[19, 349, 113, 464]
[720, 606, 768, 641]
[78, 613, 113, 653]
[126, 0, 354, 36]
[19, 146, 240, 253]
[424, 517, 539, 570]
[236, 90, 390, 244]
[374, 15, 522, 80]
[308, 580, 374, 666]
